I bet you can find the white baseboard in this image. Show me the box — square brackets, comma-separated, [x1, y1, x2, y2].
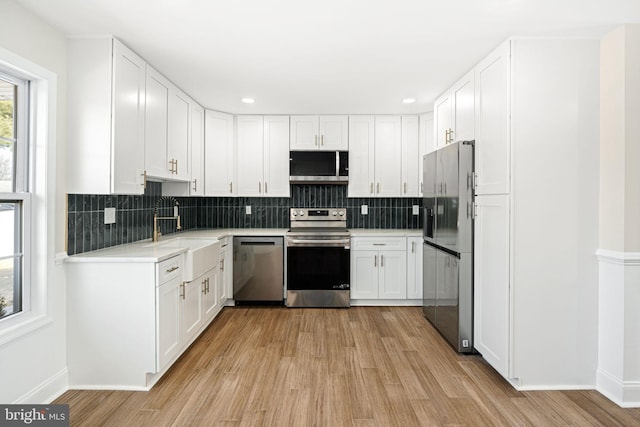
[516, 384, 596, 391]
[14, 368, 69, 404]
[350, 299, 422, 306]
[597, 368, 640, 408]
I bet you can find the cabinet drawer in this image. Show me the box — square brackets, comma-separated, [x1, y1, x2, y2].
[157, 255, 184, 285]
[351, 237, 406, 251]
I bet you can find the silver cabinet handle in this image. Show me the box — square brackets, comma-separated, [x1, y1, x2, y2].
[377, 183, 380, 194]
[373, 243, 386, 246]
[421, 182, 423, 193]
[220, 259, 224, 271]
[259, 182, 261, 193]
[321, 135, 324, 146]
[381, 255, 384, 267]
[370, 183, 374, 194]
[175, 159, 178, 174]
[404, 182, 407, 194]
[141, 170, 147, 189]
[202, 279, 206, 294]
[193, 179, 197, 192]
[374, 255, 377, 267]
[265, 182, 268, 194]
[315, 135, 318, 146]
[166, 266, 179, 273]
[180, 282, 185, 299]
[412, 241, 415, 253]
[229, 182, 233, 194]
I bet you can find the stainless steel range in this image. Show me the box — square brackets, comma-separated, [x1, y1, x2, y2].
[286, 208, 350, 308]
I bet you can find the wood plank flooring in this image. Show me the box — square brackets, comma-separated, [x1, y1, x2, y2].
[55, 307, 640, 426]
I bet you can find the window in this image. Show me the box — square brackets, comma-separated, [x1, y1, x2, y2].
[0, 70, 29, 321]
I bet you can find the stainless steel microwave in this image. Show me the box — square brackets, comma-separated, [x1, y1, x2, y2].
[289, 151, 348, 184]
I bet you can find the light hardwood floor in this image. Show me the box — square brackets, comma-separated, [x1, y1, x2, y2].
[56, 307, 640, 426]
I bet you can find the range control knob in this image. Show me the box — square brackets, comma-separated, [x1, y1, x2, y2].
[298, 210, 305, 216]
[339, 211, 345, 216]
[332, 211, 338, 216]
[292, 211, 297, 217]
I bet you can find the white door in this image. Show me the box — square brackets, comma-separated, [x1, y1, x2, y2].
[434, 93, 452, 149]
[290, 116, 319, 150]
[378, 250, 407, 299]
[144, 66, 170, 179]
[452, 70, 475, 143]
[236, 116, 264, 196]
[319, 115, 349, 150]
[474, 194, 510, 378]
[474, 41, 511, 195]
[112, 40, 146, 194]
[156, 276, 182, 370]
[263, 116, 290, 197]
[205, 110, 235, 196]
[401, 115, 420, 196]
[183, 276, 203, 345]
[168, 89, 191, 180]
[348, 116, 375, 197]
[406, 237, 423, 300]
[374, 116, 402, 196]
[190, 104, 205, 196]
[351, 250, 378, 299]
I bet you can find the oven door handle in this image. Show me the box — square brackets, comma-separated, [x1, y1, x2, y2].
[287, 239, 351, 248]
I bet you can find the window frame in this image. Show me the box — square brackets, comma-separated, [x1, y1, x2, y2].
[0, 46, 56, 345]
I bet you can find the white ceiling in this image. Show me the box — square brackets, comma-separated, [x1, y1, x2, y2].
[16, 0, 640, 114]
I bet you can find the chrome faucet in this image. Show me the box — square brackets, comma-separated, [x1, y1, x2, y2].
[153, 196, 181, 242]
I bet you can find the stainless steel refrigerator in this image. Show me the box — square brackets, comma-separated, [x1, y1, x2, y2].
[423, 140, 474, 353]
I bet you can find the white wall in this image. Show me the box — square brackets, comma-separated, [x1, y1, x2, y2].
[0, 0, 68, 403]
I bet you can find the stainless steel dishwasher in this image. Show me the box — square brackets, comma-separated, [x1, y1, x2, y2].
[233, 236, 284, 304]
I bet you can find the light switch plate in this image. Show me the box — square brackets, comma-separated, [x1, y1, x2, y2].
[361, 205, 368, 215]
[104, 207, 116, 224]
[245, 205, 252, 215]
[412, 205, 420, 215]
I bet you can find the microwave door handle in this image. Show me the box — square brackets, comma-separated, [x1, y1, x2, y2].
[336, 151, 340, 178]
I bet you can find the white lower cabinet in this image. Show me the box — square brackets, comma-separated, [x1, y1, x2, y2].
[67, 253, 222, 390]
[406, 237, 423, 300]
[218, 237, 233, 306]
[351, 237, 407, 301]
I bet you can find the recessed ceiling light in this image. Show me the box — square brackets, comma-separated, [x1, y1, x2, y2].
[241, 97, 255, 104]
[403, 98, 416, 104]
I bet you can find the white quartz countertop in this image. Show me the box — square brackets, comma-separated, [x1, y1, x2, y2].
[66, 228, 421, 263]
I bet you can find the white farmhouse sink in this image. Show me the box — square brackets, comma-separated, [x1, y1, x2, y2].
[153, 237, 220, 281]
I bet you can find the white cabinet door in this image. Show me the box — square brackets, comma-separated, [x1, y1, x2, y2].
[406, 237, 423, 300]
[319, 115, 349, 150]
[434, 93, 452, 149]
[168, 89, 191, 181]
[145, 66, 170, 179]
[205, 110, 235, 196]
[351, 250, 378, 299]
[419, 113, 434, 196]
[183, 275, 203, 346]
[348, 116, 375, 197]
[378, 250, 407, 299]
[290, 116, 319, 150]
[452, 70, 475, 143]
[374, 116, 402, 196]
[190, 103, 205, 196]
[112, 40, 146, 194]
[218, 243, 228, 307]
[474, 41, 511, 195]
[157, 276, 182, 370]
[474, 194, 510, 378]
[401, 115, 420, 197]
[202, 268, 219, 322]
[263, 116, 290, 197]
[236, 116, 265, 196]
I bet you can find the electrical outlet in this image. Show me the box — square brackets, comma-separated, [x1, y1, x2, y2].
[361, 205, 368, 215]
[412, 205, 420, 215]
[462, 339, 469, 348]
[104, 207, 116, 224]
[245, 205, 252, 215]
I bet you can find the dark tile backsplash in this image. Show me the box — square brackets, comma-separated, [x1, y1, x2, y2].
[67, 184, 422, 255]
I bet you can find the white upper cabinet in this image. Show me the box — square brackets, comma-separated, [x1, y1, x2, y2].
[205, 111, 235, 196]
[168, 88, 191, 181]
[433, 69, 475, 150]
[290, 115, 348, 150]
[236, 116, 265, 196]
[235, 115, 290, 197]
[401, 115, 420, 197]
[348, 116, 375, 197]
[145, 66, 171, 179]
[263, 116, 291, 197]
[190, 103, 205, 196]
[474, 42, 510, 195]
[419, 112, 434, 196]
[374, 116, 402, 197]
[67, 37, 146, 194]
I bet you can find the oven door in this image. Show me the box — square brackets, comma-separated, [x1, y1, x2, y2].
[286, 241, 350, 308]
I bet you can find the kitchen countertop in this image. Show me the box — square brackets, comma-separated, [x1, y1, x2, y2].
[66, 228, 421, 263]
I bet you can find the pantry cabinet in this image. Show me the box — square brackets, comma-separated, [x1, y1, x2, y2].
[433, 69, 475, 150]
[290, 115, 348, 150]
[350, 237, 407, 300]
[205, 110, 235, 196]
[67, 37, 146, 194]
